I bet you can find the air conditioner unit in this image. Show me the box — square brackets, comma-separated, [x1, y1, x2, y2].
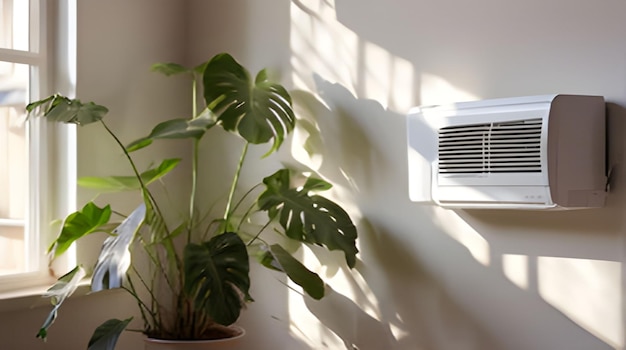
[407, 94, 607, 209]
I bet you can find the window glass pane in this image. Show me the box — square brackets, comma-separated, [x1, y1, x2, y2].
[0, 61, 28, 276]
[0, 0, 29, 51]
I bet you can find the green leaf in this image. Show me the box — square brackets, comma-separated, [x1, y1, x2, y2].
[151, 62, 189, 76]
[91, 204, 146, 291]
[78, 158, 181, 191]
[258, 249, 282, 272]
[125, 109, 217, 152]
[183, 232, 251, 326]
[124, 138, 153, 153]
[203, 53, 296, 156]
[148, 113, 216, 139]
[87, 317, 133, 350]
[26, 95, 55, 113]
[77, 177, 138, 192]
[258, 169, 359, 268]
[49, 202, 112, 258]
[269, 244, 325, 299]
[37, 266, 86, 340]
[26, 94, 108, 125]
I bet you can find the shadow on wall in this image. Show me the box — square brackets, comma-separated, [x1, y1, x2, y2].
[283, 77, 499, 350]
[284, 79, 384, 194]
[303, 220, 502, 350]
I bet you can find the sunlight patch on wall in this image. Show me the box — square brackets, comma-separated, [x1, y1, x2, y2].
[361, 42, 415, 112]
[286, 246, 339, 348]
[388, 57, 415, 112]
[290, 0, 358, 95]
[287, 288, 344, 349]
[290, 0, 416, 115]
[301, 243, 380, 321]
[347, 265, 383, 320]
[420, 73, 478, 106]
[433, 208, 490, 266]
[389, 319, 410, 343]
[286, 247, 381, 349]
[288, 110, 324, 172]
[289, 0, 418, 204]
[502, 254, 529, 289]
[537, 257, 623, 348]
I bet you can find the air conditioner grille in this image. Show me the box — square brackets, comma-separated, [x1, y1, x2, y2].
[438, 118, 542, 174]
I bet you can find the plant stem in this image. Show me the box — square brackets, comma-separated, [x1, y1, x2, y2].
[192, 73, 198, 118]
[231, 183, 262, 219]
[124, 276, 160, 332]
[236, 201, 258, 232]
[136, 234, 176, 298]
[100, 120, 169, 235]
[188, 75, 199, 242]
[223, 142, 249, 229]
[188, 139, 199, 242]
[247, 219, 273, 246]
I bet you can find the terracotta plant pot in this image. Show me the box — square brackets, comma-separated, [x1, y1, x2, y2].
[144, 326, 245, 350]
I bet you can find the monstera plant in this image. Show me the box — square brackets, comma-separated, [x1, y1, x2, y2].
[27, 53, 358, 349]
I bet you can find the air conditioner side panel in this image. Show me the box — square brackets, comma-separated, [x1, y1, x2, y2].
[548, 95, 607, 208]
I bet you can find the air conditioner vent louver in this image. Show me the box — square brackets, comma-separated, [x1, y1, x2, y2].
[438, 118, 543, 174]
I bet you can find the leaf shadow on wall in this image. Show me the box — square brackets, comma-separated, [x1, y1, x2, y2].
[282, 77, 499, 350]
[281, 90, 383, 196]
[303, 219, 501, 350]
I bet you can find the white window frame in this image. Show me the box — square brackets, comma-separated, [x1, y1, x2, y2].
[0, 0, 76, 296]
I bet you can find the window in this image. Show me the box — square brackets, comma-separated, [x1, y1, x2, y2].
[0, 0, 75, 293]
[0, 61, 30, 276]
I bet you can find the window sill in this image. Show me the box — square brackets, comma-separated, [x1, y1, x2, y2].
[0, 280, 90, 313]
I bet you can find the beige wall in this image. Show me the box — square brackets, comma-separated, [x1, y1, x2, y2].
[1, 1, 624, 349]
[188, 1, 626, 349]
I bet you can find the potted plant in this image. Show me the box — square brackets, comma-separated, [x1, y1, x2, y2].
[27, 53, 358, 349]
